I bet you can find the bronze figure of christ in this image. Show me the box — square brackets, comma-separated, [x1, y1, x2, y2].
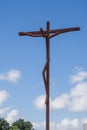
[18, 21, 80, 130]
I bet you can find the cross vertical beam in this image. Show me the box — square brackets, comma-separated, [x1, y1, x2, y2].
[46, 21, 50, 130]
[41, 22, 50, 130]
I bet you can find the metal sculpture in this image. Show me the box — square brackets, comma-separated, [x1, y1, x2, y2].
[18, 21, 80, 130]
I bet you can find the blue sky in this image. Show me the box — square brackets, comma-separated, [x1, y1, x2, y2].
[0, 0, 87, 130]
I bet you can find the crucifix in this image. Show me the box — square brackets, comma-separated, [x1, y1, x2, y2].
[18, 21, 80, 130]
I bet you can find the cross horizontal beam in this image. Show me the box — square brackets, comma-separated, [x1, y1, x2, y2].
[18, 27, 80, 37]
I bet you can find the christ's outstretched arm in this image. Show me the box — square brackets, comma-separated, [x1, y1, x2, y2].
[18, 32, 42, 37]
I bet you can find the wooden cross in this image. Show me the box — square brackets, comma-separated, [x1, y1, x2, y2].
[18, 21, 80, 130]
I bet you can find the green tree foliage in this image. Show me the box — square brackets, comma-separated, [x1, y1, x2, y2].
[12, 119, 33, 130]
[0, 118, 34, 130]
[0, 118, 9, 130]
[9, 125, 18, 130]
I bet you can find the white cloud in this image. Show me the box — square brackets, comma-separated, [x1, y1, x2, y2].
[0, 107, 11, 114]
[34, 95, 46, 110]
[57, 118, 81, 130]
[68, 82, 87, 112]
[34, 94, 69, 110]
[34, 69, 87, 112]
[34, 93, 69, 110]
[32, 118, 86, 130]
[70, 70, 87, 83]
[34, 82, 87, 112]
[32, 122, 40, 129]
[51, 94, 69, 110]
[0, 69, 22, 83]
[6, 109, 19, 124]
[0, 90, 19, 123]
[0, 90, 9, 105]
